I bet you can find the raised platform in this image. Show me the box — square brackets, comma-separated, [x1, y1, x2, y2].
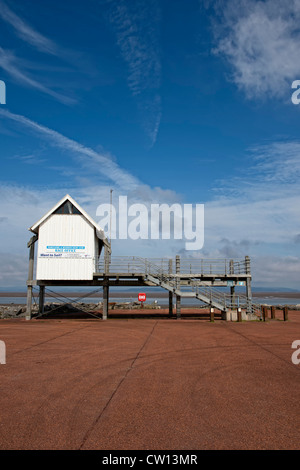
[26, 256, 261, 321]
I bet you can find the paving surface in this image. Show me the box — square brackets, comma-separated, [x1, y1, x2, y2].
[0, 310, 299, 450]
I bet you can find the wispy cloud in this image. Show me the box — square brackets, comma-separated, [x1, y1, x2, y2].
[0, 1, 85, 104]
[0, 47, 75, 104]
[107, 0, 162, 146]
[213, 140, 300, 200]
[196, 139, 300, 286]
[212, 0, 300, 99]
[249, 141, 300, 184]
[0, 0, 58, 55]
[0, 108, 140, 190]
[108, 0, 161, 95]
[10, 153, 47, 165]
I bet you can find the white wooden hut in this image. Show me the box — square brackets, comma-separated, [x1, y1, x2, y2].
[29, 194, 109, 281]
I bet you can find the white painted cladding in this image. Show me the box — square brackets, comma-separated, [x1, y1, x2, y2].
[36, 215, 97, 280]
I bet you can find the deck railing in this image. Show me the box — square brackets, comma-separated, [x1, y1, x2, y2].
[178, 258, 248, 275]
[98, 256, 249, 276]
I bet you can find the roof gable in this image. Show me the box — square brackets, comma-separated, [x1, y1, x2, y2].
[29, 194, 109, 246]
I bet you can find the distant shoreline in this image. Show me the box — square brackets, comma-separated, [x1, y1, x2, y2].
[0, 291, 300, 299]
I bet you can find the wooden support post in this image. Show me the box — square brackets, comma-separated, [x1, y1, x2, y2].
[39, 286, 45, 316]
[26, 286, 33, 321]
[168, 259, 173, 317]
[104, 245, 110, 274]
[271, 305, 276, 320]
[283, 306, 288, 322]
[176, 295, 181, 319]
[176, 255, 181, 319]
[262, 306, 268, 322]
[169, 292, 173, 317]
[26, 237, 36, 321]
[103, 279, 109, 321]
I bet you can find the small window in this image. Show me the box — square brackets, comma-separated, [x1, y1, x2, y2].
[54, 201, 81, 215]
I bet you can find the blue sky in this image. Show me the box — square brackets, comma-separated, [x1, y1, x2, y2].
[0, 0, 299, 288]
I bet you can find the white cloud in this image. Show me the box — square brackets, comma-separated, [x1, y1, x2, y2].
[0, 253, 29, 287]
[0, 47, 75, 104]
[107, 0, 162, 146]
[206, 141, 300, 247]
[0, 1, 87, 104]
[213, 0, 300, 99]
[211, 140, 300, 203]
[178, 139, 300, 287]
[205, 196, 299, 246]
[108, 0, 161, 95]
[0, 0, 58, 55]
[252, 255, 300, 287]
[0, 108, 140, 190]
[10, 154, 47, 165]
[250, 141, 300, 183]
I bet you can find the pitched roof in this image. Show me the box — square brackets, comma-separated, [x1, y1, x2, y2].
[29, 194, 109, 247]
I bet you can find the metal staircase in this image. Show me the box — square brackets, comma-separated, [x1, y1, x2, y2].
[145, 273, 261, 317]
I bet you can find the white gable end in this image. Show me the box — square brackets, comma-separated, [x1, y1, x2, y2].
[32, 195, 108, 281]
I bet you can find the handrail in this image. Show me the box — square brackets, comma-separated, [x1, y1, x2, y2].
[191, 283, 261, 318]
[179, 258, 247, 275]
[98, 256, 248, 276]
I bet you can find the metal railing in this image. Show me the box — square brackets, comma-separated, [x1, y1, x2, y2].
[179, 258, 248, 275]
[188, 282, 261, 318]
[98, 256, 249, 276]
[98, 256, 170, 275]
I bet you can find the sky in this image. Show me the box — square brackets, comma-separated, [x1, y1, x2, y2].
[0, 0, 299, 289]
